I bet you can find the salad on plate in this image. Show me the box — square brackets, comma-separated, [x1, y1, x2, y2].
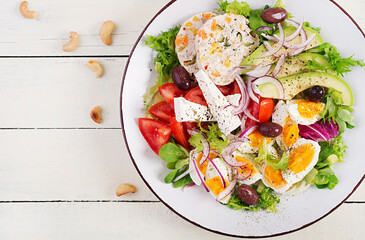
[138, 0, 364, 212]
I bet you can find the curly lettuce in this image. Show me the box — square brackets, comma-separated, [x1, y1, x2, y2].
[305, 43, 365, 77]
[226, 182, 280, 212]
[144, 26, 180, 109]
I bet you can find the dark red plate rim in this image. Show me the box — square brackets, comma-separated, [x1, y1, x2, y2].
[120, 0, 365, 238]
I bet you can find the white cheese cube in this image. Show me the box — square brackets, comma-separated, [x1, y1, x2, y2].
[195, 70, 242, 135]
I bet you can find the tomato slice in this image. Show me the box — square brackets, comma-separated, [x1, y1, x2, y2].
[148, 101, 175, 123]
[138, 118, 172, 154]
[184, 87, 208, 106]
[170, 117, 192, 150]
[216, 81, 241, 96]
[259, 98, 274, 123]
[245, 100, 260, 128]
[158, 83, 187, 108]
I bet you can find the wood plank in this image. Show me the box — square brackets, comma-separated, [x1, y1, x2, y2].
[0, 58, 126, 128]
[0, 0, 170, 56]
[0, 0, 362, 56]
[0, 202, 363, 240]
[0, 129, 156, 201]
[0, 129, 363, 201]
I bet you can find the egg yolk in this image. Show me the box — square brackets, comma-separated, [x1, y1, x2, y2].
[248, 130, 272, 147]
[197, 152, 217, 175]
[288, 143, 315, 173]
[205, 176, 227, 196]
[236, 156, 257, 179]
[264, 166, 288, 190]
[283, 117, 299, 148]
[297, 100, 324, 118]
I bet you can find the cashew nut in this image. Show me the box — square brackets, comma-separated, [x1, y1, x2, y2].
[85, 60, 104, 78]
[90, 106, 102, 124]
[62, 31, 79, 52]
[99, 20, 115, 45]
[19, 1, 37, 19]
[116, 183, 137, 196]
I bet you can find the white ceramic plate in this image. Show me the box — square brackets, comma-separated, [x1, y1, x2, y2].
[121, 0, 365, 237]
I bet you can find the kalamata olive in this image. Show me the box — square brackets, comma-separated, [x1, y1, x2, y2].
[261, 7, 287, 24]
[172, 66, 192, 91]
[237, 184, 259, 205]
[308, 85, 324, 102]
[258, 122, 283, 138]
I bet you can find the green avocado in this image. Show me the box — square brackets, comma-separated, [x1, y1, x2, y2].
[268, 53, 331, 78]
[241, 26, 324, 68]
[258, 72, 354, 106]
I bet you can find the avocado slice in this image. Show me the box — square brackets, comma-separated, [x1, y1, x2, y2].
[258, 72, 353, 106]
[268, 53, 331, 78]
[241, 26, 324, 67]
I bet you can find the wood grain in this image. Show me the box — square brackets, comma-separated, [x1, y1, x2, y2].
[0, 202, 363, 240]
[0, 129, 362, 201]
[0, 0, 363, 239]
[0, 58, 125, 128]
[1, 0, 170, 56]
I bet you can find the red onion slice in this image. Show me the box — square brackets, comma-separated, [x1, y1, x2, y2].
[261, 33, 278, 42]
[173, 168, 192, 183]
[247, 79, 260, 104]
[221, 139, 249, 167]
[286, 19, 308, 56]
[207, 157, 226, 188]
[229, 65, 254, 80]
[284, 33, 316, 49]
[183, 183, 196, 190]
[199, 134, 210, 165]
[272, 54, 286, 77]
[240, 115, 247, 133]
[246, 63, 272, 78]
[217, 179, 237, 202]
[253, 76, 285, 99]
[252, 84, 261, 95]
[243, 108, 259, 122]
[256, 26, 274, 32]
[191, 156, 209, 192]
[259, 23, 285, 58]
[285, 17, 304, 42]
[188, 129, 210, 165]
[228, 139, 249, 155]
[237, 169, 252, 181]
[234, 75, 250, 115]
[238, 124, 259, 138]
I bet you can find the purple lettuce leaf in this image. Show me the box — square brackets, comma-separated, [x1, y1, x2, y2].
[299, 119, 339, 142]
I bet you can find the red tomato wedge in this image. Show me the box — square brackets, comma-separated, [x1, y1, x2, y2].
[158, 83, 187, 108]
[170, 117, 192, 150]
[245, 100, 260, 128]
[148, 101, 175, 123]
[184, 87, 208, 106]
[259, 98, 274, 123]
[138, 118, 172, 155]
[216, 81, 241, 96]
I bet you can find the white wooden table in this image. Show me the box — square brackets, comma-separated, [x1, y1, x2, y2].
[1, 0, 364, 239]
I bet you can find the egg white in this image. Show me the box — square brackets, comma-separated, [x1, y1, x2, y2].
[238, 133, 274, 154]
[233, 152, 262, 185]
[272, 100, 300, 151]
[205, 157, 233, 204]
[281, 139, 320, 186]
[287, 99, 325, 125]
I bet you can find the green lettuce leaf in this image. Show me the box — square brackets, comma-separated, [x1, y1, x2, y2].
[189, 123, 229, 153]
[144, 26, 180, 109]
[225, 182, 280, 212]
[320, 88, 355, 134]
[305, 43, 365, 77]
[216, 0, 252, 17]
[256, 140, 289, 172]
